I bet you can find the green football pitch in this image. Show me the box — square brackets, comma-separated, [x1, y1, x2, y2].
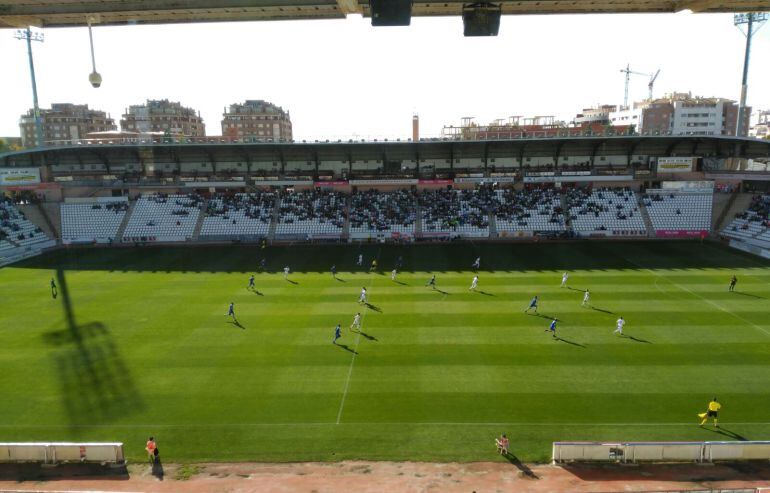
[1, 240, 769, 463]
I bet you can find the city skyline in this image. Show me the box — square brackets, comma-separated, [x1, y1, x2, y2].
[2, 12, 769, 140]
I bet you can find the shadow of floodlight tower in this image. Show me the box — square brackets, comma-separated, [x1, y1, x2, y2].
[734, 12, 768, 137]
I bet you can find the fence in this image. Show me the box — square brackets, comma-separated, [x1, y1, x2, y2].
[553, 440, 770, 463]
[0, 442, 125, 465]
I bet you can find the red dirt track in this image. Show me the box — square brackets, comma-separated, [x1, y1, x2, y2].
[2, 461, 770, 493]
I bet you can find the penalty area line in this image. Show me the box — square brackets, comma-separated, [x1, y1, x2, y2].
[620, 254, 770, 338]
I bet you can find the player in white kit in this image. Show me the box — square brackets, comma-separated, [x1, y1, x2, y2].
[470, 275, 478, 291]
[351, 312, 361, 330]
[614, 317, 625, 335]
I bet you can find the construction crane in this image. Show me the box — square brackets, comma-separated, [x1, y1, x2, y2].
[620, 65, 661, 108]
[648, 69, 661, 101]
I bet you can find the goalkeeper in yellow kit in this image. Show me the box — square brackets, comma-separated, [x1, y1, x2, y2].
[699, 397, 721, 427]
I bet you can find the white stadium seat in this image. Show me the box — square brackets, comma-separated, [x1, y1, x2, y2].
[122, 194, 202, 242]
[275, 190, 345, 237]
[644, 192, 713, 232]
[200, 192, 275, 239]
[61, 202, 128, 243]
[495, 187, 565, 233]
[567, 187, 646, 236]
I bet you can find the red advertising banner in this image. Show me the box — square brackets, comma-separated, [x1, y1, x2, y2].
[314, 181, 348, 187]
[655, 230, 709, 239]
[418, 179, 453, 185]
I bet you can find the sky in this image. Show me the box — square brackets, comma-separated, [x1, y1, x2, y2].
[1, 11, 769, 140]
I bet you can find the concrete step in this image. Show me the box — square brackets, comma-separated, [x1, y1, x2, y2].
[192, 199, 209, 241]
[714, 192, 752, 234]
[559, 193, 573, 234]
[415, 201, 423, 237]
[342, 194, 351, 240]
[16, 204, 57, 242]
[488, 209, 498, 238]
[41, 203, 62, 239]
[637, 196, 655, 237]
[268, 193, 281, 241]
[115, 200, 137, 241]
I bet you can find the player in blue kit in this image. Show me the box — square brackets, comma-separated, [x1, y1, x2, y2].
[546, 319, 557, 338]
[525, 295, 539, 313]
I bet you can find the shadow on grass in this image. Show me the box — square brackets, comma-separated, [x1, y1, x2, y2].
[355, 330, 378, 341]
[252, 290, 264, 296]
[335, 343, 358, 355]
[555, 336, 585, 348]
[733, 291, 766, 300]
[15, 241, 770, 273]
[620, 334, 651, 344]
[286, 279, 299, 285]
[227, 319, 245, 330]
[365, 303, 382, 313]
[528, 313, 560, 322]
[393, 280, 408, 286]
[434, 288, 450, 295]
[477, 290, 495, 296]
[703, 426, 749, 441]
[590, 306, 615, 315]
[47, 267, 145, 431]
[566, 287, 586, 292]
[335, 277, 347, 283]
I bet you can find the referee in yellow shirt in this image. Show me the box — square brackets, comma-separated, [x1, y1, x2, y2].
[699, 397, 721, 427]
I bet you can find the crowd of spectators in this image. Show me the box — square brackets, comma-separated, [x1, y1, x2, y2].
[568, 187, 640, 224]
[568, 187, 642, 233]
[495, 186, 564, 230]
[279, 189, 346, 229]
[418, 189, 490, 232]
[206, 192, 275, 224]
[91, 202, 129, 214]
[0, 197, 45, 243]
[349, 189, 416, 232]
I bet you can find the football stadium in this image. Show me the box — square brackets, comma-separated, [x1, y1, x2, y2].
[2, 1, 770, 492]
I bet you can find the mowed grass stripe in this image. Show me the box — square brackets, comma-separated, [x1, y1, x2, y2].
[0, 241, 768, 462]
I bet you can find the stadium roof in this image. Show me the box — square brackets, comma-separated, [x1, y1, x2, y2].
[2, 136, 769, 167]
[1, 1, 768, 29]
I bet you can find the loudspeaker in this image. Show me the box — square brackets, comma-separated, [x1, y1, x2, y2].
[462, 3, 501, 36]
[370, 0, 412, 26]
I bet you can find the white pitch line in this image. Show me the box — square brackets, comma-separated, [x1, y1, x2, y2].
[336, 329, 361, 425]
[336, 248, 381, 425]
[621, 254, 770, 338]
